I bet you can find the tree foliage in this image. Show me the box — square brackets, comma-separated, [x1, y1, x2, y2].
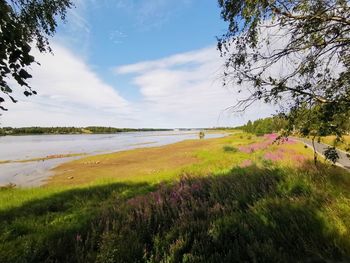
[0, 0, 73, 110]
[239, 116, 288, 135]
[217, 0, 350, 140]
[239, 112, 349, 163]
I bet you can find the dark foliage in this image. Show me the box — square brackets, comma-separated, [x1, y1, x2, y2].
[324, 146, 340, 164]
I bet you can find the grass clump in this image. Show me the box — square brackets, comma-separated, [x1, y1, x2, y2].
[223, 145, 238, 153]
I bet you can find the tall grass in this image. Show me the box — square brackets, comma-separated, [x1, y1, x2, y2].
[0, 182, 155, 262]
[92, 164, 350, 263]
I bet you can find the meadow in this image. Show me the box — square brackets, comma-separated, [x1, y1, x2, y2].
[1, 132, 350, 262]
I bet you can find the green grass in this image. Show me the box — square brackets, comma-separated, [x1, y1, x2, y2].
[94, 164, 350, 263]
[0, 132, 350, 262]
[0, 182, 155, 262]
[223, 145, 239, 152]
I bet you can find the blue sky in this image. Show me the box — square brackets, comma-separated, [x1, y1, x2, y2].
[2, 0, 275, 128]
[58, 0, 227, 100]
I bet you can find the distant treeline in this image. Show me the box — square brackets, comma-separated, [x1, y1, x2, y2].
[236, 117, 288, 136]
[0, 127, 171, 136]
[206, 127, 237, 131]
[238, 115, 350, 136]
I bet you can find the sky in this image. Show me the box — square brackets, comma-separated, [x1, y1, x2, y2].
[1, 0, 276, 128]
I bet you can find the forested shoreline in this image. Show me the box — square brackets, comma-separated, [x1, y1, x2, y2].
[237, 116, 350, 137]
[0, 127, 171, 136]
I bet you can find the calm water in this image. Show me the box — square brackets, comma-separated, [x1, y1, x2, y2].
[0, 131, 223, 187]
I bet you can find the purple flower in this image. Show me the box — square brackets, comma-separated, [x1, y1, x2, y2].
[190, 183, 202, 192]
[76, 234, 82, 242]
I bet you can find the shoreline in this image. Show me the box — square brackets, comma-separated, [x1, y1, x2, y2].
[0, 132, 227, 188]
[47, 136, 227, 187]
[0, 153, 87, 164]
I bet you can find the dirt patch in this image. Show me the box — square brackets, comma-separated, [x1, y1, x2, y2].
[47, 139, 215, 186]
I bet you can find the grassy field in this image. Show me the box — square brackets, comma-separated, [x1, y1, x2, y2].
[320, 135, 350, 152]
[1, 133, 350, 262]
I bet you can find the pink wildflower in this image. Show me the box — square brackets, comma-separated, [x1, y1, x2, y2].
[240, 159, 253, 168]
[239, 141, 271, 153]
[264, 133, 278, 140]
[264, 151, 284, 161]
[291, 154, 306, 163]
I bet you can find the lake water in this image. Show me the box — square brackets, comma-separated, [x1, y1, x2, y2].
[0, 131, 223, 187]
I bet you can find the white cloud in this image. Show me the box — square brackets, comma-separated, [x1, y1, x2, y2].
[116, 47, 217, 74]
[1, 43, 133, 127]
[1, 43, 276, 128]
[31, 44, 128, 110]
[114, 46, 276, 128]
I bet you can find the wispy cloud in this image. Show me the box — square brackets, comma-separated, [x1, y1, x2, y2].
[109, 30, 128, 44]
[113, 0, 194, 30]
[57, 0, 92, 56]
[116, 47, 217, 74]
[115, 46, 276, 128]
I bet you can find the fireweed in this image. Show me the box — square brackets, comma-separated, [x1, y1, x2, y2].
[240, 159, 253, 168]
[95, 166, 350, 263]
[238, 133, 278, 153]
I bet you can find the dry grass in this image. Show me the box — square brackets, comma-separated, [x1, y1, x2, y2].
[48, 138, 215, 186]
[320, 135, 350, 152]
[47, 133, 316, 187]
